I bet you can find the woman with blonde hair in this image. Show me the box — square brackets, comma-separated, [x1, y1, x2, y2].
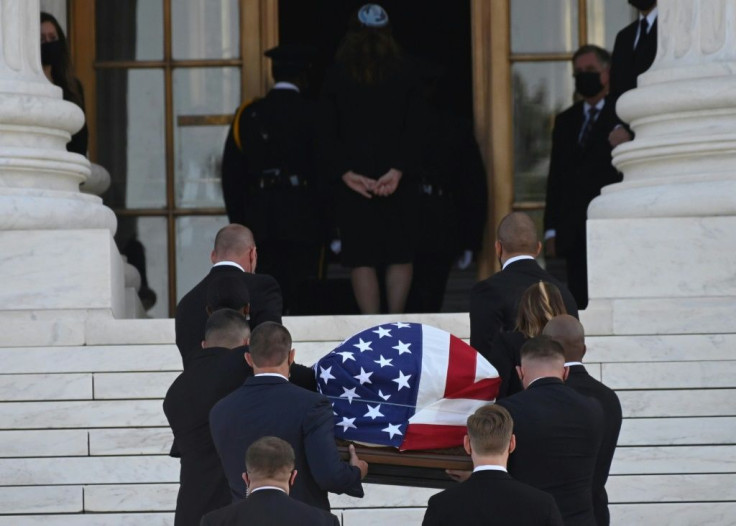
[489, 281, 568, 398]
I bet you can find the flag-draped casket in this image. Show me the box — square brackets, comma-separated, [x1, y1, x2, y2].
[316, 323, 501, 451]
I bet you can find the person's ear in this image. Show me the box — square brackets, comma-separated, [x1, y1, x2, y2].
[508, 434, 516, 454]
[563, 365, 570, 382]
[201, 340, 207, 349]
[463, 435, 472, 456]
[245, 352, 254, 367]
[210, 250, 217, 264]
[534, 241, 542, 257]
[250, 246, 258, 273]
[581, 344, 587, 360]
[289, 469, 298, 487]
[494, 240, 502, 259]
[242, 472, 250, 489]
[288, 349, 296, 366]
[515, 365, 524, 382]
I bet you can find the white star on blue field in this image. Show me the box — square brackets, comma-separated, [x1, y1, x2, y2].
[316, 322, 420, 447]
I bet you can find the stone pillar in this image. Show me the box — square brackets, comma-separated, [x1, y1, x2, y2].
[0, 0, 127, 329]
[586, 0, 736, 334]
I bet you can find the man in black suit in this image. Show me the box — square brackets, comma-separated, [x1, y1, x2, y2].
[175, 224, 282, 368]
[608, 1, 658, 147]
[544, 45, 622, 309]
[496, 336, 604, 526]
[164, 309, 253, 526]
[222, 45, 324, 315]
[201, 436, 339, 526]
[544, 315, 623, 526]
[423, 404, 563, 526]
[469, 212, 577, 361]
[210, 322, 367, 509]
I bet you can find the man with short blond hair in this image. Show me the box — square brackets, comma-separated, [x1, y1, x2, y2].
[423, 404, 562, 526]
[201, 437, 339, 525]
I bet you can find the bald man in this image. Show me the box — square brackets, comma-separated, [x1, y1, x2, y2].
[543, 315, 622, 526]
[496, 336, 603, 526]
[175, 224, 283, 368]
[469, 212, 577, 363]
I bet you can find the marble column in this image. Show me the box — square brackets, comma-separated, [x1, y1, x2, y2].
[586, 0, 736, 334]
[0, 0, 127, 330]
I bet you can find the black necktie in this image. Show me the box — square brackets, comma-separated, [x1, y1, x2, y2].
[635, 18, 649, 54]
[579, 106, 599, 147]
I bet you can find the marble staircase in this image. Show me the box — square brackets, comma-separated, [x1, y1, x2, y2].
[0, 312, 734, 525]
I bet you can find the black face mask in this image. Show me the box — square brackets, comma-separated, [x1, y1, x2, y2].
[628, 0, 656, 11]
[575, 71, 603, 98]
[41, 40, 64, 66]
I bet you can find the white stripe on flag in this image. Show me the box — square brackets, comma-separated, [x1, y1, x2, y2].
[408, 397, 492, 426]
[414, 325, 450, 412]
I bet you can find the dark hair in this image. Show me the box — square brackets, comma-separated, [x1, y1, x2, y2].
[572, 44, 611, 68]
[516, 281, 567, 338]
[203, 308, 250, 348]
[40, 12, 83, 107]
[206, 275, 250, 312]
[335, 10, 401, 85]
[466, 404, 513, 455]
[248, 322, 292, 367]
[245, 436, 295, 478]
[519, 335, 565, 363]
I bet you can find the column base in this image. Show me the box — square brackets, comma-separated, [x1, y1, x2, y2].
[0, 229, 126, 317]
[585, 216, 736, 335]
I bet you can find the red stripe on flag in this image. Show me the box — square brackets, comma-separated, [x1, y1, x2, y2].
[444, 335, 477, 397]
[401, 423, 468, 451]
[444, 377, 501, 401]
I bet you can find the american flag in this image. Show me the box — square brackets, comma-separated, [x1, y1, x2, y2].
[315, 323, 500, 451]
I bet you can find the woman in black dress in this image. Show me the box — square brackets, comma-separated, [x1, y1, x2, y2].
[321, 4, 421, 313]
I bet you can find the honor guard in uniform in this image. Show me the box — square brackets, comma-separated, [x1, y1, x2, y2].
[221, 44, 323, 315]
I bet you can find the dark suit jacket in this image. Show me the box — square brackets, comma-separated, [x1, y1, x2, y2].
[423, 469, 563, 526]
[489, 331, 527, 399]
[469, 259, 578, 359]
[175, 264, 282, 368]
[609, 17, 658, 110]
[209, 375, 363, 510]
[566, 364, 623, 526]
[163, 346, 252, 526]
[496, 378, 604, 526]
[200, 488, 339, 526]
[543, 99, 621, 257]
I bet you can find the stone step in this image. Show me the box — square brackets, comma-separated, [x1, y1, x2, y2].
[610, 503, 736, 526]
[1, 444, 734, 488]
[0, 400, 166, 429]
[0, 511, 174, 526]
[0, 513, 173, 525]
[2, 474, 733, 515]
[603, 361, 736, 389]
[619, 417, 736, 446]
[2, 333, 734, 378]
[0, 430, 89, 457]
[1, 503, 734, 526]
